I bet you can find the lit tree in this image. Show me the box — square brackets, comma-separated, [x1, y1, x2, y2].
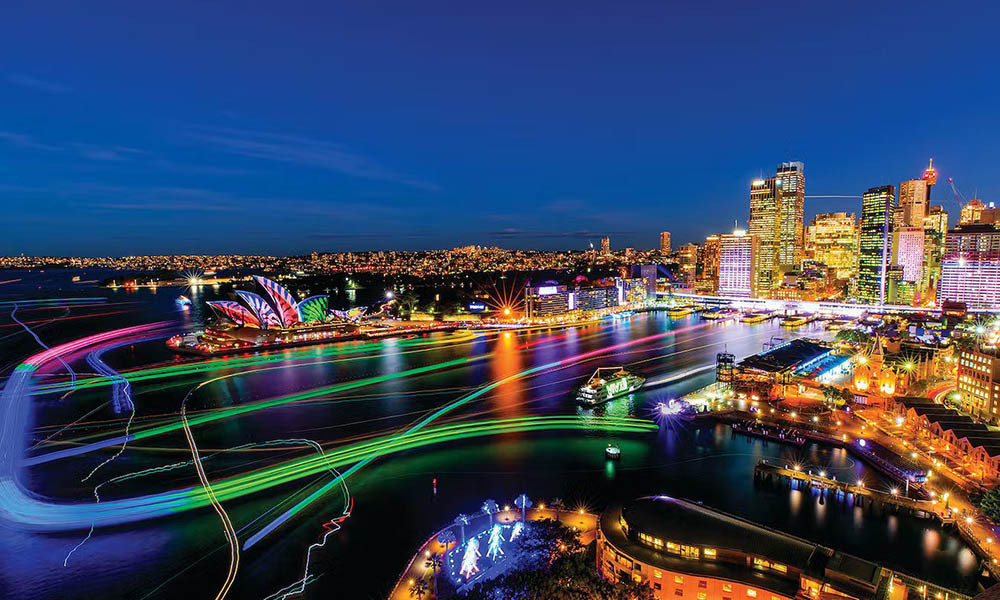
[550, 497, 566, 523]
[424, 552, 443, 598]
[437, 529, 457, 554]
[481, 499, 499, 526]
[409, 578, 429, 600]
[454, 514, 471, 545]
[514, 493, 533, 524]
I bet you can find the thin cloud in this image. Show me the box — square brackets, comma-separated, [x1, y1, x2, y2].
[489, 228, 635, 239]
[187, 126, 441, 192]
[7, 73, 73, 94]
[0, 131, 61, 151]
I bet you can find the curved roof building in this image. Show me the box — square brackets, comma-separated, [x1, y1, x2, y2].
[597, 496, 908, 600]
[207, 276, 330, 330]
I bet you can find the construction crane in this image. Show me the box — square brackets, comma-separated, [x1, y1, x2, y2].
[948, 177, 966, 205]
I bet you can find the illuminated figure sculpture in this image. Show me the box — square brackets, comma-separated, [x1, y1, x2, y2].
[459, 538, 481, 579]
[486, 524, 505, 560]
[509, 521, 524, 542]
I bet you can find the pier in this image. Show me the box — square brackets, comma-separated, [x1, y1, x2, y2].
[753, 460, 954, 523]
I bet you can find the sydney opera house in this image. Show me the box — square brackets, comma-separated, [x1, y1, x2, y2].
[169, 276, 388, 355]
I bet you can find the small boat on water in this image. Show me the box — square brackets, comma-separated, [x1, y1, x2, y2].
[781, 315, 809, 328]
[668, 306, 693, 317]
[741, 312, 772, 324]
[702, 308, 738, 320]
[176, 295, 192, 308]
[577, 367, 646, 405]
[605, 444, 621, 460]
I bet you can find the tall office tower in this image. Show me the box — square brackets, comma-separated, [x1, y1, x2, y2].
[717, 230, 758, 298]
[805, 212, 857, 280]
[920, 205, 948, 303]
[939, 224, 1000, 309]
[857, 185, 895, 304]
[600, 236, 611, 255]
[896, 179, 928, 228]
[892, 227, 925, 284]
[659, 231, 671, 253]
[960, 198, 986, 225]
[677, 243, 699, 285]
[699, 234, 721, 293]
[748, 161, 805, 296]
[923, 158, 937, 197]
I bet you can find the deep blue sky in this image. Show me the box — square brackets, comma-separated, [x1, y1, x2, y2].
[2, 1, 998, 256]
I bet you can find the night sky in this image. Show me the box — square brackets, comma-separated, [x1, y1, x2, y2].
[3, 0, 999, 256]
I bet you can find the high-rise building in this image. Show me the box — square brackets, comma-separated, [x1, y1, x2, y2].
[895, 179, 928, 228]
[857, 185, 895, 304]
[717, 230, 758, 298]
[892, 227, 924, 284]
[960, 198, 986, 225]
[698, 234, 721, 293]
[748, 161, 804, 296]
[600, 236, 611, 255]
[659, 231, 671, 253]
[938, 224, 1000, 309]
[920, 205, 948, 302]
[677, 243, 699, 285]
[805, 212, 857, 280]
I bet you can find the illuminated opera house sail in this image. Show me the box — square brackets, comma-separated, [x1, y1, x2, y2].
[207, 276, 335, 329]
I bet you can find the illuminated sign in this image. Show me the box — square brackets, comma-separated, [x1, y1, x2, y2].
[606, 377, 629, 396]
[537, 286, 558, 296]
[468, 302, 487, 313]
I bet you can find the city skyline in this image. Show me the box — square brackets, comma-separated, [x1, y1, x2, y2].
[3, 1, 1000, 255]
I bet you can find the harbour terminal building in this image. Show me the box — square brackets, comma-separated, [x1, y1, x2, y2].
[525, 275, 652, 320]
[597, 496, 947, 600]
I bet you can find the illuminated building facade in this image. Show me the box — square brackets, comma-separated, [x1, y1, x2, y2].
[630, 264, 659, 301]
[895, 179, 928, 229]
[717, 231, 757, 298]
[960, 198, 988, 225]
[598, 496, 890, 600]
[525, 284, 571, 318]
[938, 224, 1000, 309]
[857, 185, 894, 304]
[659, 231, 671, 253]
[697, 234, 721, 293]
[805, 212, 856, 280]
[748, 162, 805, 296]
[892, 226, 924, 284]
[208, 275, 330, 330]
[921, 205, 948, 302]
[957, 348, 1000, 423]
[574, 286, 620, 312]
[677, 243, 699, 285]
[601, 236, 611, 255]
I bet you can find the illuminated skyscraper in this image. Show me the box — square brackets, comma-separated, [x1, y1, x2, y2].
[939, 225, 1000, 309]
[717, 229, 758, 298]
[600, 236, 610, 255]
[895, 179, 928, 228]
[698, 234, 721, 293]
[920, 205, 948, 303]
[805, 212, 857, 280]
[857, 185, 895, 304]
[659, 231, 671, 253]
[677, 243, 699, 285]
[748, 161, 804, 296]
[892, 227, 924, 284]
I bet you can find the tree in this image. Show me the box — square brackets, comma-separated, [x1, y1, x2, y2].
[481, 499, 500, 526]
[550, 497, 565, 523]
[514, 493, 533, 524]
[398, 290, 420, 316]
[977, 487, 1000, 522]
[821, 385, 846, 407]
[437, 529, 457, 554]
[425, 552, 443, 598]
[454, 514, 471, 545]
[409, 578, 429, 600]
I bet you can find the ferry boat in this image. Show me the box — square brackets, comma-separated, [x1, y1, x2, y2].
[780, 315, 809, 328]
[702, 308, 737, 320]
[741, 312, 772, 324]
[605, 444, 621, 460]
[176, 295, 192, 308]
[576, 367, 646, 405]
[667, 306, 693, 318]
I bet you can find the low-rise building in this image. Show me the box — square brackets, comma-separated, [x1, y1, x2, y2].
[957, 346, 1000, 424]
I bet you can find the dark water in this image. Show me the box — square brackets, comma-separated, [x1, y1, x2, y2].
[0, 270, 982, 599]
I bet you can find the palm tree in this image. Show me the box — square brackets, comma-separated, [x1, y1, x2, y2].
[454, 514, 471, 545]
[481, 499, 499, 526]
[514, 493, 533, 524]
[424, 552, 443, 598]
[550, 498, 566, 523]
[409, 578, 429, 600]
[437, 529, 457, 554]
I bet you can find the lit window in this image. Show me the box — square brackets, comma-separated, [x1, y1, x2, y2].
[704, 548, 717, 559]
[747, 591, 757, 598]
[698, 594, 707, 600]
[654, 570, 663, 579]
[675, 575, 684, 584]
[723, 584, 733, 593]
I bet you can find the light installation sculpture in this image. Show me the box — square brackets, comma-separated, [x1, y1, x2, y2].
[486, 524, 505, 560]
[296, 295, 329, 323]
[509, 521, 524, 542]
[459, 538, 481, 579]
